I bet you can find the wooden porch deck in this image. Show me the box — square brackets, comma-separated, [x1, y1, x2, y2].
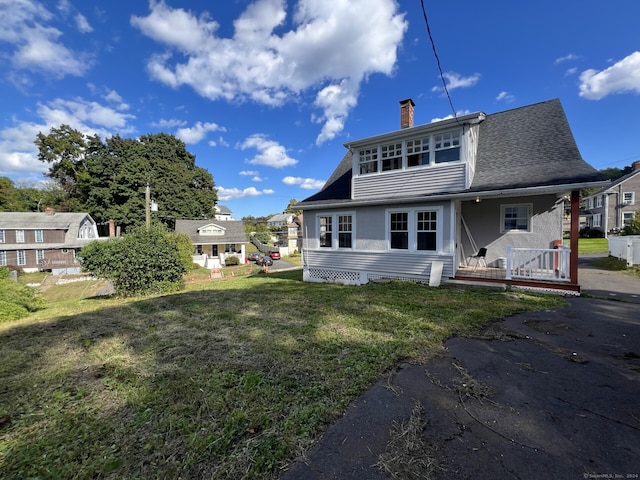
[453, 265, 580, 294]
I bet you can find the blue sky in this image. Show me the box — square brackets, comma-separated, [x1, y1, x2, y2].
[1, 0, 639, 219]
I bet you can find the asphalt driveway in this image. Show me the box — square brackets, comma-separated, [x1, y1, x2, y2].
[281, 258, 640, 479]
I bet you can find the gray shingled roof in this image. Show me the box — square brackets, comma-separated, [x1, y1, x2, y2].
[174, 219, 248, 244]
[470, 98, 604, 191]
[298, 99, 605, 208]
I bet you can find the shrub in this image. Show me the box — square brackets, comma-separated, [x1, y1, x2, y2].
[79, 225, 186, 296]
[0, 267, 44, 323]
[224, 256, 240, 266]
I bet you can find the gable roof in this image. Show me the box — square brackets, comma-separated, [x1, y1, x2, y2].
[298, 99, 606, 209]
[0, 212, 94, 230]
[174, 219, 248, 244]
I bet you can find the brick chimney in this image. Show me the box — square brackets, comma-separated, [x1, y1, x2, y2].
[633, 160, 640, 171]
[44, 207, 55, 215]
[400, 98, 415, 129]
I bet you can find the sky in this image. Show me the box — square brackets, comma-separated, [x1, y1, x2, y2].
[1, 0, 640, 220]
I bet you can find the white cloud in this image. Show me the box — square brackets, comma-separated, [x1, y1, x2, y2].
[152, 118, 187, 129]
[579, 51, 640, 100]
[282, 176, 324, 190]
[432, 72, 481, 93]
[496, 91, 514, 103]
[131, 0, 407, 143]
[430, 110, 471, 123]
[217, 186, 274, 201]
[565, 67, 578, 76]
[74, 13, 92, 33]
[240, 170, 259, 176]
[240, 134, 297, 168]
[0, 0, 91, 78]
[555, 53, 579, 64]
[176, 121, 226, 144]
[0, 96, 136, 176]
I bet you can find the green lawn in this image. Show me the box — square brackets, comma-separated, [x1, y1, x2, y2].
[0, 271, 566, 479]
[578, 238, 609, 255]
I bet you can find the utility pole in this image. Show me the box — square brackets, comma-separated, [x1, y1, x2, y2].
[145, 183, 151, 230]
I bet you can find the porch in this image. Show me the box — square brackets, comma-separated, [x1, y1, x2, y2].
[453, 246, 580, 294]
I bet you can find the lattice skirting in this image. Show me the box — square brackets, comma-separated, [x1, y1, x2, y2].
[305, 268, 429, 286]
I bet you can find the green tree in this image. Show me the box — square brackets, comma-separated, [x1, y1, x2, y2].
[285, 198, 302, 216]
[0, 177, 24, 211]
[622, 210, 640, 235]
[35, 126, 217, 231]
[79, 225, 186, 296]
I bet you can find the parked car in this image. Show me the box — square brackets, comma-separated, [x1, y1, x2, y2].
[247, 252, 262, 262]
[269, 251, 281, 260]
[255, 256, 273, 267]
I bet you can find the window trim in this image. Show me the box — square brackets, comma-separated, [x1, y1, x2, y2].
[17, 249, 26, 266]
[317, 212, 355, 250]
[623, 211, 635, 225]
[0, 251, 6, 266]
[16, 230, 25, 243]
[386, 206, 443, 253]
[592, 213, 602, 228]
[500, 203, 532, 233]
[623, 192, 635, 205]
[0, 230, 5, 243]
[35, 229, 44, 243]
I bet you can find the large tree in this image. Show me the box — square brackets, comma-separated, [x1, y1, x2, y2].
[35, 126, 217, 230]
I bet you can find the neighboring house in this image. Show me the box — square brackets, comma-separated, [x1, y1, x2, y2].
[214, 205, 235, 221]
[272, 215, 303, 253]
[0, 208, 102, 274]
[582, 161, 640, 236]
[175, 219, 248, 268]
[267, 213, 295, 228]
[297, 98, 607, 292]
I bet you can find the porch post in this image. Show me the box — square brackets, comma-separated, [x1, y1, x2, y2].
[570, 190, 580, 285]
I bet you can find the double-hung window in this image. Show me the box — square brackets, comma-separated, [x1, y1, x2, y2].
[35, 229, 44, 243]
[623, 192, 635, 205]
[381, 142, 402, 171]
[16, 230, 25, 243]
[0, 230, 5, 243]
[17, 250, 26, 266]
[358, 148, 378, 175]
[623, 212, 635, 226]
[36, 249, 45, 264]
[407, 137, 429, 167]
[338, 215, 352, 248]
[390, 213, 409, 249]
[592, 214, 602, 228]
[388, 208, 441, 252]
[434, 131, 461, 163]
[501, 204, 532, 232]
[319, 213, 353, 249]
[595, 196, 603, 208]
[0, 251, 6, 266]
[319, 216, 333, 247]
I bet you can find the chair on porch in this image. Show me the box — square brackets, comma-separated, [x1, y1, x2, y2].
[468, 247, 487, 271]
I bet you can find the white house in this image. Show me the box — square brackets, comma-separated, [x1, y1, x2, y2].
[297, 99, 607, 292]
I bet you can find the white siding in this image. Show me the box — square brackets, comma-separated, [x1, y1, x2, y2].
[353, 164, 466, 200]
[303, 250, 455, 285]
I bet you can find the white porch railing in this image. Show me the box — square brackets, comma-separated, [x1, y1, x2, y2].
[505, 246, 571, 282]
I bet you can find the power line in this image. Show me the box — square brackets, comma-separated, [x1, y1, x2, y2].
[420, 0, 459, 123]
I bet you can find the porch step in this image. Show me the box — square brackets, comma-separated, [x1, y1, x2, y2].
[444, 278, 507, 290]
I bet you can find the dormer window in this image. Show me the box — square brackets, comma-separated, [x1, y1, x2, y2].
[198, 224, 225, 235]
[434, 131, 460, 163]
[356, 128, 461, 175]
